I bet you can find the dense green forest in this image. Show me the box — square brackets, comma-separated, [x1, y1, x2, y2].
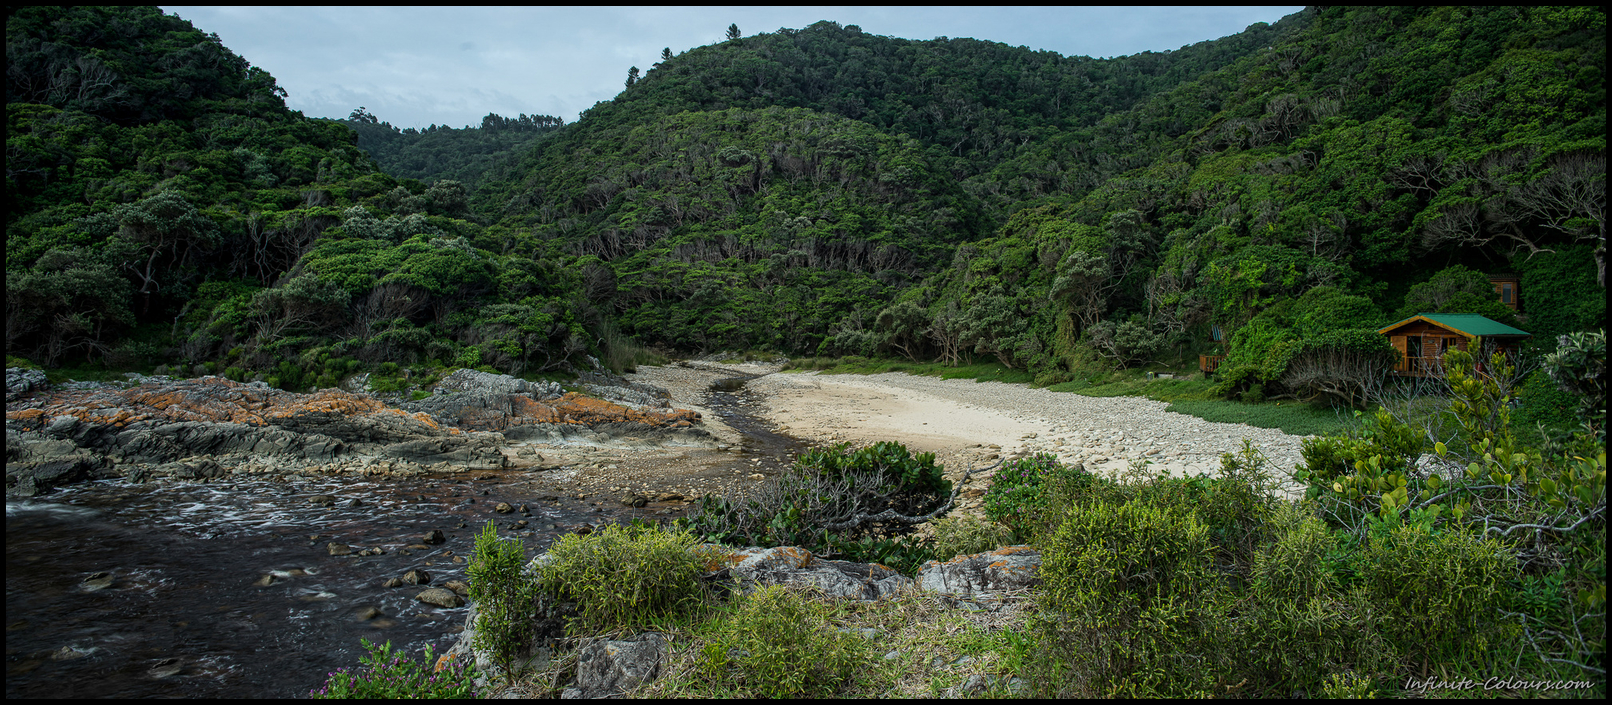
[6, 6, 1604, 409]
[336, 107, 564, 189]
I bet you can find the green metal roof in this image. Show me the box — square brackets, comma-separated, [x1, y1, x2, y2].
[1377, 313, 1531, 338]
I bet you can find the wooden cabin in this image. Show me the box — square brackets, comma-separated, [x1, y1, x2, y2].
[1199, 324, 1227, 374]
[1487, 273, 1521, 311]
[1377, 313, 1531, 376]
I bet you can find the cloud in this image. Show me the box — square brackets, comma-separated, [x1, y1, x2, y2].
[160, 5, 1303, 128]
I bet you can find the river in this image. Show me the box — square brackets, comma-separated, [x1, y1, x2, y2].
[5, 376, 794, 698]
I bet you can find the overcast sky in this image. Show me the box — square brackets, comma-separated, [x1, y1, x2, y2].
[161, 6, 1304, 130]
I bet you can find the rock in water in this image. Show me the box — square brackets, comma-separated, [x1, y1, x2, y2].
[421, 529, 446, 544]
[326, 542, 353, 556]
[415, 588, 465, 608]
[402, 569, 431, 585]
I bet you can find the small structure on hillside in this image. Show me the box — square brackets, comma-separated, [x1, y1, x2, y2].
[1199, 324, 1227, 374]
[1376, 313, 1531, 377]
[1487, 273, 1521, 311]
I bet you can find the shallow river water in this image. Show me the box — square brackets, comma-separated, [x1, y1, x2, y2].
[5, 376, 796, 698]
[4, 472, 623, 698]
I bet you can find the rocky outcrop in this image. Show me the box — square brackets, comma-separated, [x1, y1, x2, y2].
[7, 367, 49, 402]
[917, 546, 1042, 596]
[6, 376, 446, 443]
[6, 454, 115, 498]
[404, 390, 698, 435]
[707, 545, 914, 601]
[4, 371, 709, 492]
[562, 633, 668, 699]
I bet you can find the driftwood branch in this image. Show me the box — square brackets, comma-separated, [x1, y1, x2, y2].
[822, 459, 1003, 532]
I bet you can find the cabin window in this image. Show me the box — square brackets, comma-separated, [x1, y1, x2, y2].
[1211, 324, 1222, 342]
[1501, 283, 1513, 304]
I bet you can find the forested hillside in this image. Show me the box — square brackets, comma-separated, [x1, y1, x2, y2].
[6, 7, 1604, 407]
[336, 108, 564, 189]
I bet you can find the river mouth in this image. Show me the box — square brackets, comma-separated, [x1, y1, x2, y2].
[5, 374, 812, 698]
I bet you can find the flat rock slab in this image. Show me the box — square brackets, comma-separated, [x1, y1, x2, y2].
[918, 546, 1041, 596]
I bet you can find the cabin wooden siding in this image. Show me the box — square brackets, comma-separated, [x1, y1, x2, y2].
[1379, 318, 1525, 376]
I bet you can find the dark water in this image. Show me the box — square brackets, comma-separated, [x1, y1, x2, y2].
[705, 376, 808, 473]
[5, 376, 802, 699]
[5, 473, 618, 699]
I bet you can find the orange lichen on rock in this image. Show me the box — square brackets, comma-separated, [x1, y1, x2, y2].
[8, 377, 407, 433]
[453, 392, 700, 432]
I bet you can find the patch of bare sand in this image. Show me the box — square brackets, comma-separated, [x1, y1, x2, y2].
[749, 373, 1043, 454]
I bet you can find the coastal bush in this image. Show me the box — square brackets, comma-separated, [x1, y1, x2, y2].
[536, 521, 711, 634]
[682, 442, 952, 572]
[467, 522, 541, 681]
[693, 584, 871, 698]
[310, 638, 478, 699]
[1229, 502, 1391, 696]
[1030, 498, 1219, 697]
[1358, 522, 1517, 663]
[982, 453, 1088, 543]
[929, 515, 1015, 559]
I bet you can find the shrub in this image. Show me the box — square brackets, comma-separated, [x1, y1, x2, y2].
[682, 442, 951, 569]
[310, 638, 478, 699]
[930, 515, 1015, 559]
[1197, 439, 1277, 563]
[1031, 499, 1219, 697]
[982, 453, 1086, 543]
[536, 521, 710, 634]
[1357, 522, 1517, 662]
[467, 522, 541, 681]
[694, 585, 871, 698]
[1232, 503, 1391, 696]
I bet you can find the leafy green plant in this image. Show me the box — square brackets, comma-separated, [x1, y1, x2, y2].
[1357, 521, 1517, 663]
[682, 442, 953, 570]
[983, 453, 1084, 543]
[1031, 498, 1220, 698]
[929, 514, 1015, 559]
[310, 638, 479, 699]
[536, 521, 711, 634]
[466, 522, 541, 682]
[693, 585, 872, 698]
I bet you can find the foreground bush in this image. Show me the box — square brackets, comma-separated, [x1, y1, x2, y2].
[682, 441, 951, 572]
[1359, 521, 1517, 663]
[693, 585, 872, 698]
[929, 514, 1015, 559]
[467, 522, 542, 680]
[982, 453, 1083, 543]
[311, 638, 478, 699]
[1032, 498, 1220, 697]
[536, 521, 712, 634]
[1231, 502, 1392, 696]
